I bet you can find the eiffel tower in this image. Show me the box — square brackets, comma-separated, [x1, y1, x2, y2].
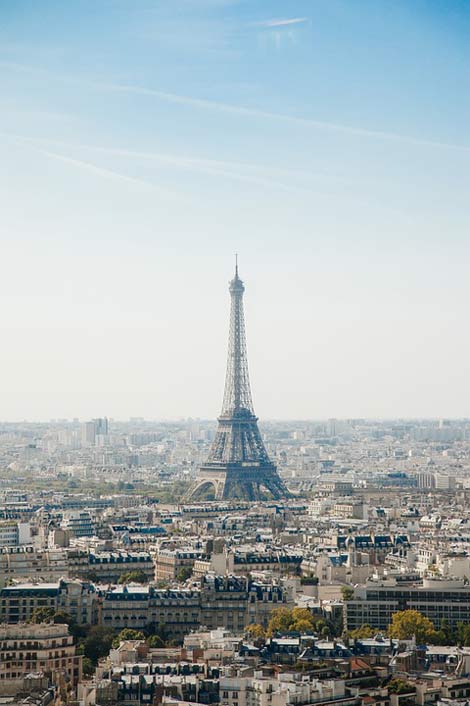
[187, 260, 290, 501]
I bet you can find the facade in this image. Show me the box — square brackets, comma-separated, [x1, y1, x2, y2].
[345, 578, 470, 632]
[61, 510, 95, 537]
[0, 521, 31, 547]
[0, 622, 82, 688]
[102, 575, 294, 639]
[0, 579, 97, 625]
[187, 264, 289, 501]
[102, 585, 201, 638]
[68, 548, 155, 583]
[0, 546, 68, 587]
[153, 547, 201, 582]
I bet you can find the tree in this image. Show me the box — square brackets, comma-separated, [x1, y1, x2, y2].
[349, 624, 375, 639]
[53, 610, 74, 625]
[30, 607, 55, 624]
[267, 607, 315, 636]
[267, 608, 295, 636]
[295, 619, 316, 634]
[112, 628, 145, 648]
[82, 626, 116, 664]
[341, 586, 354, 602]
[436, 619, 453, 645]
[82, 657, 95, 677]
[291, 608, 315, 626]
[388, 610, 437, 644]
[388, 679, 415, 694]
[245, 624, 266, 640]
[118, 570, 149, 584]
[147, 635, 165, 648]
[176, 566, 193, 582]
[456, 622, 470, 646]
[300, 576, 319, 586]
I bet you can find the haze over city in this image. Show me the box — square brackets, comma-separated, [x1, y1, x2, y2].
[1, 0, 470, 420]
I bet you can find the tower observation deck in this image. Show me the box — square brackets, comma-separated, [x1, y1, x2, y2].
[187, 262, 290, 501]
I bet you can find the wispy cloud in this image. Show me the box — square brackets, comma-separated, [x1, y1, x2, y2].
[257, 18, 308, 28]
[102, 82, 470, 153]
[0, 132, 325, 195]
[1, 134, 180, 199]
[2, 62, 469, 154]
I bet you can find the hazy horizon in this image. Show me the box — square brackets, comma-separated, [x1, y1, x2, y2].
[1, 1, 469, 421]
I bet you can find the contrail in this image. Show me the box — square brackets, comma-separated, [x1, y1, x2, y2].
[1, 61, 469, 154]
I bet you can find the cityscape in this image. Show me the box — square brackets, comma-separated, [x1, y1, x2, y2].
[1, 2, 470, 706]
[3, 268, 470, 706]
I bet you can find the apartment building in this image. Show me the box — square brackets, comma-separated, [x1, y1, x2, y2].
[102, 585, 201, 638]
[152, 547, 201, 581]
[68, 548, 155, 582]
[0, 579, 97, 625]
[0, 546, 68, 586]
[61, 510, 95, 537]
[345, 577, 470, 632]
[0, 622, 82, 689]
[0, 521, 31, 547]
[102, 575, 294, 639]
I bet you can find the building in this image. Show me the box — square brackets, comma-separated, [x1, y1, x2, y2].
[61, 510, 95, 537]
[153, 547, 201, 582]
[0, 622, 82, 690]
[0, 521, 31, 547]
[101, 574, 294, 639]
[318, 481, 354, 497]
[0, 546, 68, 587]
[81, 421, 96, 446]
[84, 549, 154, 583]
[344, 577, 470, 632]
[0, 579, 97, 625]
[102, 585, 201, 637]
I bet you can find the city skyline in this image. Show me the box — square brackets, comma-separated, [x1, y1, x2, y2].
[1, 1, 469, 420]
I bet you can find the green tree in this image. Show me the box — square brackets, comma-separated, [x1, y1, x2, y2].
[388, 610, 437, 643]
[30, 607, 55, 624]
[300, 575, 319, 586]
[341, 586, 354, 602]
[435, 619, 453, 645]
[82, 657, 95, 677]
[118, 570, 149, 584]
[147, 635, 165, 648]
[456, 622, 470, 646]
[82, 626, 116, 664]
[112, 628, 145, 648]
[388, 679, 415, 695]
[176, 566, 193, 582]
[53, 610, 74, 625]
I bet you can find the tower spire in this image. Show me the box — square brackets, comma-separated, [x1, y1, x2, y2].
[222, 259, 253, 416]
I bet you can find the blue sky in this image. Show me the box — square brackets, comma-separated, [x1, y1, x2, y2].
[1, 0, 469, 420]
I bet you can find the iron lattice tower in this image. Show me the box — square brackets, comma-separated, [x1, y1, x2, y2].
[187, 262, 290, 501]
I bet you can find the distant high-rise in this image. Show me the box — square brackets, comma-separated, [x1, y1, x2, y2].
[81, 417, 108, 446]
[81, 421, 96, 446]
[187, 262, 289, 501]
